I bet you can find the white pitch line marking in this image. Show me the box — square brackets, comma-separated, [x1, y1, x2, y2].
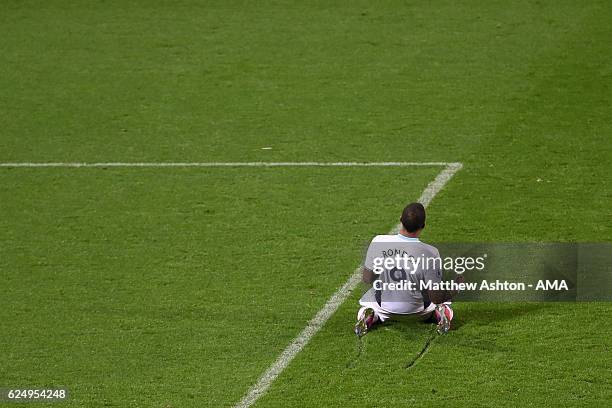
[234, 162, 463, 408]
[0, 162, 457, 168]
[0, 161, 462, 405]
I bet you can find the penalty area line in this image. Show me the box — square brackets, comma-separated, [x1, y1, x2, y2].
[234, 162, 463, 408]
[0, 160, 462, 405]
[0, 161, 458, 168]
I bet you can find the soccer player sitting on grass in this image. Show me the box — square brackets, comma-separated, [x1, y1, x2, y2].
[354, 202, 463, 336]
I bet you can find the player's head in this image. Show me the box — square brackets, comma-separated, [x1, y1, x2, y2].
[400, 202, 426, 234]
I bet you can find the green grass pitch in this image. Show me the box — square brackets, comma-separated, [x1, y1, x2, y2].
[1, 1, 611, 407]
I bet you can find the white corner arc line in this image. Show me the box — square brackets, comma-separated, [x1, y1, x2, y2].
[0, 162, 457, 168]
[234, 162, 463, 408]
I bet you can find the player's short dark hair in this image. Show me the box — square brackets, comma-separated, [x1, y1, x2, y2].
[400, 202, 426, 232]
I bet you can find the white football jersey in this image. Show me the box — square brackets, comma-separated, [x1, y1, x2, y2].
[360, 234, 442, 314]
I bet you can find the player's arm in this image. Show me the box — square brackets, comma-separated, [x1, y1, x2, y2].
[428, 274, 464, 304]
[362, 238, 378, 284]
[362, 267, 376, 284]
